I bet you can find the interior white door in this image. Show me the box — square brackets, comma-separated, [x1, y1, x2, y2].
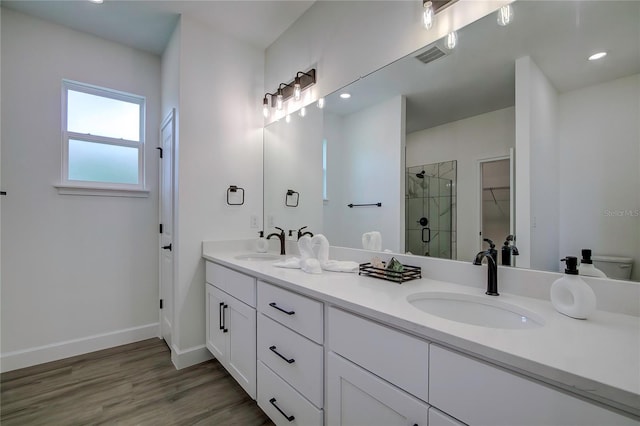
[159, 109, 175, 346]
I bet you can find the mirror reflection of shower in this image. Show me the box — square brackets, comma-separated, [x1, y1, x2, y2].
[406, 161, 457, 259]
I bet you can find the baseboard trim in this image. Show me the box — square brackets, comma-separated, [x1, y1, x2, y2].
[0, 323, 159, 373]
[171, 344, 213, 370]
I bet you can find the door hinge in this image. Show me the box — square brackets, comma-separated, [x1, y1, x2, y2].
[156, 147, 163, 158]
[159, 223, 163, 234]
[160, 299, 163, 309]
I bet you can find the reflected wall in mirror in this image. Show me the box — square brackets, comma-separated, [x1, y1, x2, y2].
[263, 0, 640, 281]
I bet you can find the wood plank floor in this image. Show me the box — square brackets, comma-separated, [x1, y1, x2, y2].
[0, 338, 274, 426]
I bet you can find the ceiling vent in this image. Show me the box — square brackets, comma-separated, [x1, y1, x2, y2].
[415, 46, 447, 65]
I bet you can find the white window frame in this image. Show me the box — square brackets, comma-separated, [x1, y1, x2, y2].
[56, 80, 148, 197]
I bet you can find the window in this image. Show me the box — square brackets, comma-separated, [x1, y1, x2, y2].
[59, 80, 147, 195]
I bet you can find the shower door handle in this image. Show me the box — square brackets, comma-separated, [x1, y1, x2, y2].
[421, 227, 431, 243]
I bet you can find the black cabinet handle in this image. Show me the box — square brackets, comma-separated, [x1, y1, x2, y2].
[269, 345, 295, 364]
[219, 302, 224, 330]
[222, 304, 228, 333]
[269, 302, 295, 315]
[269, 398, 295, 422]
[162, 244, 172, 251]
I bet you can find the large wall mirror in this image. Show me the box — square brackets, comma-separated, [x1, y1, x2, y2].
[263, 0, 639, 282]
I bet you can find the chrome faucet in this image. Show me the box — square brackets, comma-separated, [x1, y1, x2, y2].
[267, 227, 286, 255]
[473, 238, 499, 296]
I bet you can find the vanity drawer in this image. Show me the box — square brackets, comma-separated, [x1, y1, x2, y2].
[257, 281, 323, 343]
[328, 307, 429, 402]
[206, 262, 256, 307]
[257, 361, 323, 426]
[429, 344, 638, 426]
[257, 313, 323, 408]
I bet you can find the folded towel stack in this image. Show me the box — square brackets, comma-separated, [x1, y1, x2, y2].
[272, 234, 358, 274]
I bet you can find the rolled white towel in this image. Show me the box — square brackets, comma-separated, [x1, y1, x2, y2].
[273, 257, 301, 269]
[311, 234, 330, 264]
[362, 231, 382, 251]
[321, 260, 359, 273]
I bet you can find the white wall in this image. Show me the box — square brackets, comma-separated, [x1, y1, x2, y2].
[407, 107, 515, 262]
[264, 106, 324, 237]
[558, 74, 640, 281]
[324, 96, 405, 252]
[173, 16, 264, 353]
[265, 0, 510, 121]
[0, 8, 161, 371]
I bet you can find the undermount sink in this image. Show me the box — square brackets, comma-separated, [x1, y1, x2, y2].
[407, 292, 545, 329]
[234, 253, 281, 261]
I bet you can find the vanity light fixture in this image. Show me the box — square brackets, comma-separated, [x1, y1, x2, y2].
[262, 93, 274, 118]
[423, 1, 435, 30]
[497, 4, 513, 26]
[317, 97, 325, 109]
[588, 51, 607, 61]
[446, 31, 458, 50]
[263, 69, 316, 118]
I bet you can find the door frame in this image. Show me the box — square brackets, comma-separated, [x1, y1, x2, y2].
[476, 154, 512, 252]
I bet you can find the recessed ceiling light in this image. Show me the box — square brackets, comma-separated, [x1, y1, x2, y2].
[588, 52, 607, 61]
[340, 93, 351, 99]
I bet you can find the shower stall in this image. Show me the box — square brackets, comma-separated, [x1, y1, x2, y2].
[406, 161, 457, 259]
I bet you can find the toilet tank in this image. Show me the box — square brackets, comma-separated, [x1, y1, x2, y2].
[592, 255, 634, 280]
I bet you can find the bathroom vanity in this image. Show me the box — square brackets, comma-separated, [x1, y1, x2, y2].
[202, 241, 640, 426]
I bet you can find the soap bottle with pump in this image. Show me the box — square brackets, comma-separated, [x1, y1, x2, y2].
[578, 249, 607, 278]
[550, 256, 597, 319]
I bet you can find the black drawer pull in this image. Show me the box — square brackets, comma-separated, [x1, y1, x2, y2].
[219, 302, 224, 330]
[222, 304, 229, 333]
[269, 302, 295, 315]
[269, 345, 295, 364]
[269, 397, 295, 422]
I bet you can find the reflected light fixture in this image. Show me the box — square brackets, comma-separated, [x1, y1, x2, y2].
[299, 107, 307, 117]
[340, 93, 351, 99]
[285, 114, 291, 123]
[88, 0, 104, 3]
[317, 98, 325, 109]
[423, 1, 434, 30]
[497, 4, 513, 26]
[588, 52, 607, 61]
[446, 31, 458, 50]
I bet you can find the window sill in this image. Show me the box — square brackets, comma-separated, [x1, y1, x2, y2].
[54, 184, 150, 198]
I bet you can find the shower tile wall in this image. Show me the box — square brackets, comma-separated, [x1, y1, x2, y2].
[406, 161, 457, 259]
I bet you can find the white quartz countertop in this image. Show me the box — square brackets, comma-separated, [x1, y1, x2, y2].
[202, 247, 640, 416]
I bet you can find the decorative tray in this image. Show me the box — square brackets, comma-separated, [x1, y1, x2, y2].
[358, 262, 422, 284]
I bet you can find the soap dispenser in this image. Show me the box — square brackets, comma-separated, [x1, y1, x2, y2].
[578, 249, 607, 278]
[550, 256, 597, 319]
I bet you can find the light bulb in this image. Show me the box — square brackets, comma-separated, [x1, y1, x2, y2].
[423, 1, 434, 30]
[294, 77, 302, 101]
[497, 4, 513, 26]
[588, 52, 607, 61]
[276, 91, 283, 111]
[299, 107, 307, 117]
[285, 114, 291, 123]
[262, 97, 270, 118]
[317, 98, 325, 109]
[446, 31, 457, 50]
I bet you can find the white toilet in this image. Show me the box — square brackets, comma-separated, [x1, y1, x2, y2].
[592, 255, 634, 280]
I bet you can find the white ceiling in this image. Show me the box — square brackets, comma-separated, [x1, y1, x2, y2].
[322, 1, 640, 133]
[1, 0, 316, 54]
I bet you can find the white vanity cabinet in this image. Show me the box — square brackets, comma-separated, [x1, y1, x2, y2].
[205, 262, 256, 399]
[429, 344, 639, 426]
[256, 281, 324, 426]
[327, 306, 431, 426]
